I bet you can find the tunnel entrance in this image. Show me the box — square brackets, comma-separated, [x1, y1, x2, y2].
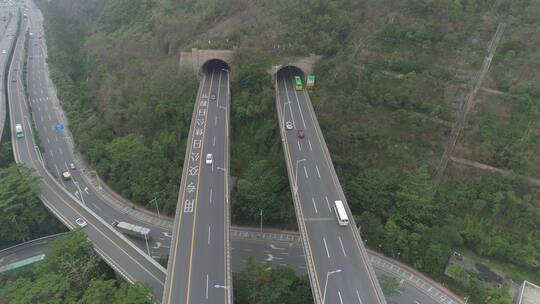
[275, 65, 305, 81]
[200, 59, 230, 75]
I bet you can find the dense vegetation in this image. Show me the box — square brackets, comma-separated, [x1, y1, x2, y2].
[233, 258, 312, 304]
[0, 163, 64, 249]
[0, 232, 153, 303]
[35, 0, 539, 298]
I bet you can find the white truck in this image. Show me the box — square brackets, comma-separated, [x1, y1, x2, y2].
[112, 220, 151, 240]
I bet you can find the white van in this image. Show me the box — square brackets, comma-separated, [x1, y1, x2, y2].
[334, 200, 349, 226]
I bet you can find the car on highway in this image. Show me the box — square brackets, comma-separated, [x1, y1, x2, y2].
[61, 170, 71, 180]
[210, 93, 217, 101]
[69, 163, 76, 170]
[298, 129, 305, 139]
[285, 121, 293, 130]
[15, 123, 23, 138]
[75, 218, 87, 228]
[1, 50, 5, 54]
[206, 153, 213, 165]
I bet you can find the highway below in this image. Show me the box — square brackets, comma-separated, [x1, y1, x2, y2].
[2, 229, 463, 304]
[163, 62, 231, 304]
[0, 4, 17, 141]
[6, 0, 167, 299]
[21, 0, 172, 259]
[276, 67, 387, 304]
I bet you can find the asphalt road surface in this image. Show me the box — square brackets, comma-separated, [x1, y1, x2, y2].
[276, 68, 387, 304]
[6, 1, 166, 299]
[163, 63, 231, 304]
[1, 232, 438, 304]
[20, 0, 172, 258]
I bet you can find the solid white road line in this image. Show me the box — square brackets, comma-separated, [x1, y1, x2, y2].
[338, 236, 347, 257]
[338, 291, 344, 304]
[315, 164, 321, 178]
[209, 188, 213, 204]
[308, 138, 313, 151]
[208, 226, 211, 245]
[206, 274, 209, 299]
[311, 197, 318, 214]
[325, 196, 331, 212]
[297, 140, 301, 151]
[213, 136, 215, 146]
[303, 165, 309, 179]
[356, 290, 363, 304]
[323, 237, 330, 258]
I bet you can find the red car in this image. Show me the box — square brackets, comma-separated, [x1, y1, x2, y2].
[298, 129, 305, 139]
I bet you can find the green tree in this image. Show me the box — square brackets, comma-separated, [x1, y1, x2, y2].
[423, 244, 447, 276]
[111, 283, 153, 304]
[0, 164, 58, 246]
[233, 258, 312, 304]
[80, 280, 117, 304]
[391, 166, 435, 229]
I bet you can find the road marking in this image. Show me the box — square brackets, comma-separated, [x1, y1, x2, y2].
[208, 226, 211, 245]
[356, 290, 363, 304]
[281, 77, 297, 128]
[323, 237, 330, 258]
[269, 244, 286, 250]
[46, 137, 49, 143]
[213, 136, 215, 146]
[92, 202, 102, 212]
[55, 135, 58, 142]
[338, 291, 344, 304]
[209, 188, 213, 204]
[49, 149, 54, 157]
[311, 197, 318, 213]
[214, 116, 217, 126]
[315, 164, 321, 178]
[206, 274, 209, 299]
[58, 147, 62, 155]
[297, 140, 301, 151]
[303, 165, 309, 179]
[39, 114, 43, 122]
[308, 139, 313, 151]
[290, 73, 307, 129]
[338, 236, 347, 257]
[303, 217, 334, 222]
[325, 196, 332, 212]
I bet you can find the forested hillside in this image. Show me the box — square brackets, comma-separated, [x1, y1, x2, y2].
[36, 0, 539, 301]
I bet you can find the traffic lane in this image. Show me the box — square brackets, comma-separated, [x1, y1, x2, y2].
[37, 174, 167, 298]
[13, 115, 168, 295]
[190, 68, 229, 303]
[9, 30, 166, 301]
[0, 240, 52, 266]
[22, 17, 170, 255]
[185, 68, 228, 303]
[283, 77, 383, 303]
[278, 75, 382, 304]
[164, 68, 214, 303]
[231, 238, 306, 273]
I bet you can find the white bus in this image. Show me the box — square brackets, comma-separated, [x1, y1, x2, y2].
[334, 200, 349, 226]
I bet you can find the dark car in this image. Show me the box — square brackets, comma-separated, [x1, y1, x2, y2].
[210, 93, 217, 100]
[298, 129, 305, 139]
